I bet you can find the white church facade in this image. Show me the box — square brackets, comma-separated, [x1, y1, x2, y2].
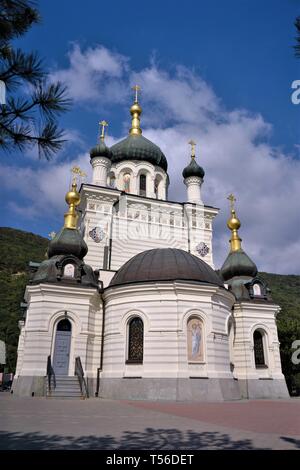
[12, 89, 289, 401]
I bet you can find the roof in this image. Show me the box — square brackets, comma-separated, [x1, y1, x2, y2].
[182, 158, 205, 179]
[110, 134, 168, 172]
[220, 249, 258, 282]
[109, 248, 224, 288]
[48, 227, 88, 260]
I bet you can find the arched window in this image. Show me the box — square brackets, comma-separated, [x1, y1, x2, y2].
[139, 174, 147, 197]
[57, 318, 71, 331]
[253, 283, 261, 296]
[123, 173, 131, 193]
[154, 175, 162, 199]
[187, 316, 203, 362]
[110, 175, 116, 188]
[63, 263, 75, 278]
[127, 317, 143, 363]
[254, 330, 266, 367]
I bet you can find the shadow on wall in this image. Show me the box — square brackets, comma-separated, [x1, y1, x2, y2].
[0, 428, 275, 450]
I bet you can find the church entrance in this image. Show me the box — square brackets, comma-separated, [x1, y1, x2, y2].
[53, 319, 72, 376]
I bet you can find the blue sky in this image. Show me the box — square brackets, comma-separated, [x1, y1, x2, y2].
[1, 0, 300, 273]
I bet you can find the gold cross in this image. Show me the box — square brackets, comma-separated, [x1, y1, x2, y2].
[99, 120, 108, 140]
[227, 193, 236, 211]
[188, 140, 196, 158]
[132, 84, 141, 102]
[71, 166, 87, 184]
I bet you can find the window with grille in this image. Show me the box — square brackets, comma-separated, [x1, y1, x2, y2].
[254, 330, 266, 367]
[127, 317, 143, 363]
[139, 174, 146, 197]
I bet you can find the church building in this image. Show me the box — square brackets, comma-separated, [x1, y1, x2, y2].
[12, 88, 289, 401]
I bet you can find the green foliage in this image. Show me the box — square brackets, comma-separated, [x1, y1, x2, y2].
[0, 227, 48, 371]
[0, 0, 70, 158]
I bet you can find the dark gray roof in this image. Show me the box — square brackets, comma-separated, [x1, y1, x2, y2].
[110, 134, 168, 172]
[220, 249, 258, 282]
[48, 227, 88, 260]
[182, 158, 205, 179]
[90, 141, 112, 160]
[109, 248, 224, 287]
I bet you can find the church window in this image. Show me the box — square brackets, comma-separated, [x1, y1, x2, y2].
[123, 173, 131, 193]
[57, 318, 71, 332]
[127, 317, 143, 363]
[139, 174, 146, 197]
[254, 330, 266, 367]
[110, 175, 116, 188]
[187, 316, 203, 362]
[154, 175, 162, 199]
[63, 263, 75, 278]
[253, 283, 261, 296]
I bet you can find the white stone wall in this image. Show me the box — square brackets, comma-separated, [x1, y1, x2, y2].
[79, 185, 218, 272]
[101, 282, 235, 380]
[14, 284, 102, 381]
[231, 302, 285, 380]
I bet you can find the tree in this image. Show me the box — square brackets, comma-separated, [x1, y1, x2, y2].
[294, 16, 300, 58]
[0, 0, 70, 158]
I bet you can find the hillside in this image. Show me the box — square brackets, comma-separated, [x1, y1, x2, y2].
[0, 227, 299, 393]
[0, 228, 49, 370]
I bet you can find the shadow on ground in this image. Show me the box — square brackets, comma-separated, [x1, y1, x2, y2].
[0, 428, 272, 450]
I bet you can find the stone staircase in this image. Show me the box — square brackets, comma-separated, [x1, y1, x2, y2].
[46, 376, 84, 399]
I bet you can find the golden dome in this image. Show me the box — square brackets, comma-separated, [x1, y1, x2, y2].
[227, 209, 241, 231]
[65, 182, 80, 207]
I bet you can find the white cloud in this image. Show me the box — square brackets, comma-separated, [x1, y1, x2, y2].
[50, 43, 129, 104]
[3, 45, 300, 274]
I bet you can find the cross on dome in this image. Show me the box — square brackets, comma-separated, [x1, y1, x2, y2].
[188, 140, 196, 158]
[99, 120, 108, 141]
[132, 84, 141, 103]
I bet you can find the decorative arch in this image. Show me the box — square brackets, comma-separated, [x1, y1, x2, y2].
[120, 309, 149, 334]
[181, 308, 210, 332]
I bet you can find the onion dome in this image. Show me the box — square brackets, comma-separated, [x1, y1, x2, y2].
[48, 227, 88, 259]
[90, 140, 112, 159]
[47, 182, 87, 260]
[182, 140, 205, 179]
[90, 120, 112, 160]
[220, 195, 257, 282]
[110, 86, 168, 172]
[109, 248, 224, 287]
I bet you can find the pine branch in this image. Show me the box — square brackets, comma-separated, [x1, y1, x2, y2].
[0, 1, 40, 43]
[0, 49, 44, 88]
[294, 17, 300, 58]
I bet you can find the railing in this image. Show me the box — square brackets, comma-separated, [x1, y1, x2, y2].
[75, 356, 89, 398]
[46, 355, 56, 394]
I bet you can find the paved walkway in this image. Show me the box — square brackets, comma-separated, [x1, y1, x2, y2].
[0, 394, 299, 450]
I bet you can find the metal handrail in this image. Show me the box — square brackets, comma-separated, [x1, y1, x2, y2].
[75, 356, 89, 398]
[46, 355, 56, 394]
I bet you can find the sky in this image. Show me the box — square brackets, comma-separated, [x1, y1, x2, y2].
[1, 0, 300, 274]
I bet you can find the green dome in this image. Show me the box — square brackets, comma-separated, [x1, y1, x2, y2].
[220, 249, 258, 282]
[90, 140, 112, 160]
[110, 134, 168, 172]
[182, 158, 205, 179]
[48, 227, 88, 260]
